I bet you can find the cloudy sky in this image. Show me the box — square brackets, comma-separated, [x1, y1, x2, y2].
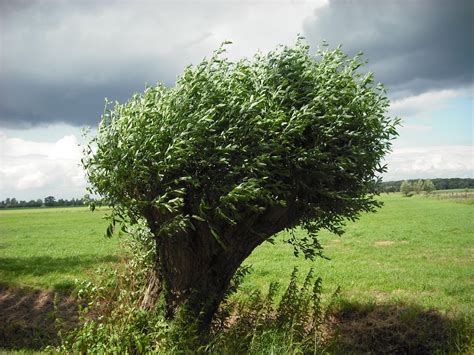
[0, 0, 473, 200]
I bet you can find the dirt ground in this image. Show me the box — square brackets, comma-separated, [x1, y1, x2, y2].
[0, 285, 78, 350]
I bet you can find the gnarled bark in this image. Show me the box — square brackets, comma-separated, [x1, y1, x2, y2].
[140, 267, 162, 310]
[140, 201, 303, 333]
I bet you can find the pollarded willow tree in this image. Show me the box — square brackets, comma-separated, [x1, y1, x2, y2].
[84, 39, 398, 332]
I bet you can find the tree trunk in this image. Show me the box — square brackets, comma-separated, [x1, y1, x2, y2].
[140, 267, 162, 310]
[140, 202, 301, 334]
[140, 230, 247, 334]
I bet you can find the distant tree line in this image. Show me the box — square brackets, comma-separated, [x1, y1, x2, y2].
[379, 178, 474, 193]
[0, 195, 101, 209]
[2, 178, 473, 208]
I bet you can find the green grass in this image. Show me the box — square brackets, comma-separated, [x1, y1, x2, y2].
[1, 194, 472, 352]
[0, 194, 472, 312]
[0, 207, 119, 290]
[242, 194, 473, 317]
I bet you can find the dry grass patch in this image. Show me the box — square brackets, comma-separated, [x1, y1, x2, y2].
[374, 240, 395, 247]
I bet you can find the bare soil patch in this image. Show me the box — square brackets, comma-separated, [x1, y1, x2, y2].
[374, 240, 395, 246]
[0, 285, 79, 350]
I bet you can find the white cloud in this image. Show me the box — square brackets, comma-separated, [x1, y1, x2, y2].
[16, 171, 47, 190]
[49, 135, 82, 161]
[389, 89, 460, 118]
[0, 132, 86, 199]
[383, 145, 474, 181]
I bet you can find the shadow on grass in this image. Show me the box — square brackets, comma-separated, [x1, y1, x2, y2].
[0, 285, 78, 350]
[0, 287, 471, 352]
[0, 255, 119, 288]
[327, 300, 472, 354]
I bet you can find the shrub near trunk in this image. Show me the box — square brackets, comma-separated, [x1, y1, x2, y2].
[83, 38, 398, 334]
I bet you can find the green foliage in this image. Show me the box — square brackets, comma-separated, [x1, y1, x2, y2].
[422, 179, 436, 193]
[56, 240, 159, 353]
[413, 179, 424, 194]
[121, 218, 156, 273]
[401, 179, 437, 196]
[400, 180, 412, 196]
[56, 260, 336, 354]
[44, 196, 56, 207]
[84, 38, 398, 258]
[207, 268, 339, 354]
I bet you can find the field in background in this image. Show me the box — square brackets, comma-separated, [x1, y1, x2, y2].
[0, 194, 472, 313]
[0, 193, 473, 351]
[428, 188, 474, 203]
[0, 207, 119, 290]
[243, 194, 473, 317]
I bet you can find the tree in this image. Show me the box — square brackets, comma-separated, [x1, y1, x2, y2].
[84, 40, 398, 333]
[400, 180, 412, 196]
[44, 196, 56, 206]
[423, 179, 435, 193]
[413, 179, 424, 194]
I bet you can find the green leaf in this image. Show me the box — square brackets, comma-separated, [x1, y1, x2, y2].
[209, 227, 228, 251]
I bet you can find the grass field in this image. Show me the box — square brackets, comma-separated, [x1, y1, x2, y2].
[0, 207, 119, 290]
[243, 193, 473, 317]
[0, 193, 473, 351]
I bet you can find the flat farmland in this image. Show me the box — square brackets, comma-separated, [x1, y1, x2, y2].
[0, 195, 472, 313]
[0, 207, 119, 290]
[0, 194, 473, 352]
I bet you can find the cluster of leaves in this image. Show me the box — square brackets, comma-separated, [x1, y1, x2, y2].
[84, 38, 398, 257]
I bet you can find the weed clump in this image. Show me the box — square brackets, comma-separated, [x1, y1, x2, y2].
[55, 259, 335, 353]
[207, 268, 340, 354]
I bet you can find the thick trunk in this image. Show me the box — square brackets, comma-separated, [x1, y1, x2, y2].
[139, 201, 302, 333]
[163, 238, 244, 331]
[140, 229, 246, 334]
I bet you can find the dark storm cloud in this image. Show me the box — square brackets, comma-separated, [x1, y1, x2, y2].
[303, 0, 474, 97]
[0, 57, 179, 128]
[0, 68, 178, 128]
[2, 0, 471, 128]
[0, 0, 225, 127]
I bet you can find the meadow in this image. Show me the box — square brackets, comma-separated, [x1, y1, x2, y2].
[244, 193, 473, 316]
[0, 207, 118, 290]
[0, 193, 472, 352]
